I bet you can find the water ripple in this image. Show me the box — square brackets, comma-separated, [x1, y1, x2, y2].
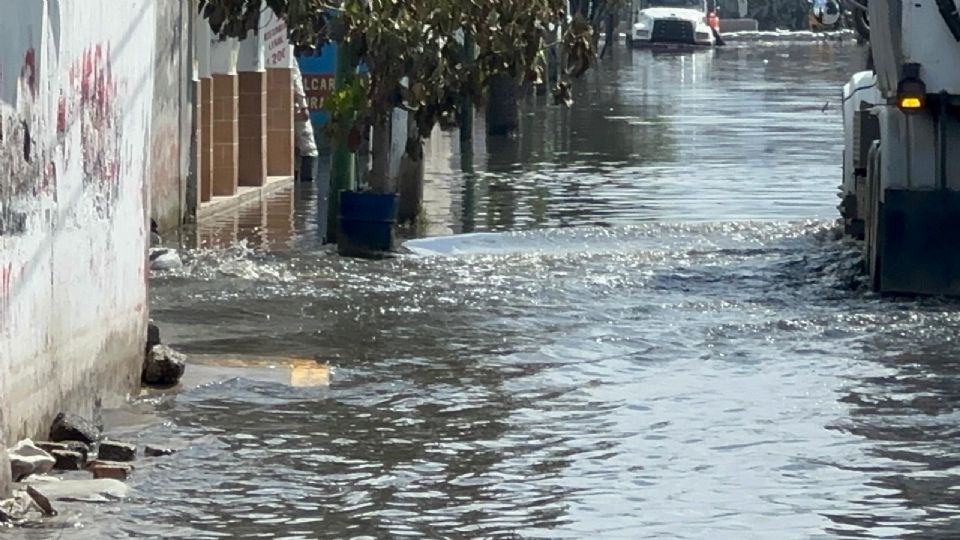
[23, 42, 960, 539]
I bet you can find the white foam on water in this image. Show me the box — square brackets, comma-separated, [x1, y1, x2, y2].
[725, 29, 856, 43]
[402, 222, 829, 259]
[403, 232, 525, 256]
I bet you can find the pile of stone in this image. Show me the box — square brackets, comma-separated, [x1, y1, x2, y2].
[3, 323, 187, 526]
[142, 320, 186, 388]
[8, 413, 176, 482]
[1, 413, 176, 525]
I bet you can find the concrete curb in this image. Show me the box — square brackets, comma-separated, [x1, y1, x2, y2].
[196, 175, 295, 223]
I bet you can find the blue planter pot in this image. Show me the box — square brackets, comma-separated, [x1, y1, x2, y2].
[338, 191, 399, 259]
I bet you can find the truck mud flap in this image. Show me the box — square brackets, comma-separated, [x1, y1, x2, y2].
[879, 189, 960, 295]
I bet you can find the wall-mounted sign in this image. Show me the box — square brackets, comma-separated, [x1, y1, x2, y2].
[262, 10, 292, 68]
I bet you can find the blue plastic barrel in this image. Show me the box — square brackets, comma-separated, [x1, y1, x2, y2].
[337, 191, 399, 258]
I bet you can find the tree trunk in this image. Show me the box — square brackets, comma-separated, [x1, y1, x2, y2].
[398, 117, 423, 224]
[486, 74, 519, 137]
[461, 143, 476, 234]
[460, 32, 476, 144]
[369, 117, 393, 193]
[398, 152, 424, 226]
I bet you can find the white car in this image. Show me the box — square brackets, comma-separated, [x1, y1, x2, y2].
[629, 0, 717, 48]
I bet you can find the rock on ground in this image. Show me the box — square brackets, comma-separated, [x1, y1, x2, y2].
[97, 441, 136, 462]
[147, 321, 161, 351]
[86, 461, 133, 481]
[142, 345, 187, 387]
[36, 442, 69, 454]
[38, 442, 90, 469]
[149, 248, 183, 271]
[1, 493, 30, 522]
[49, 413, 100, 445]
[65, 441, 90, 462]
[144, 446, 176, 457]
[25, 486, 55, 516]
[7, 440, 55, 482]
[37, 441, 89, 461]
[51, 450, 85, 471]
[25, 479, 130, 502]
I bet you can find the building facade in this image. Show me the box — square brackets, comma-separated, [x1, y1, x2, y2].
[193, 8, 296, 222]
[0, 0, 297, 495]
[0, 0, 158, 494]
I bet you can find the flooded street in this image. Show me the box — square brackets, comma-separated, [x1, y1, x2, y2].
[25, 41, 960, 538]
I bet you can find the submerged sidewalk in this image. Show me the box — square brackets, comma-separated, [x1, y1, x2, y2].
[197, 175, 295, 223]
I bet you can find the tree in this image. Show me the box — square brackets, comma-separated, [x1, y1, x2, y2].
[598, 0, 629, 58]
[199, 0, 597, 192]
[572, 0, 629, 58]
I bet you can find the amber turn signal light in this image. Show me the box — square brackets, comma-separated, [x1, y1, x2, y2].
[897, 63, 926, 114]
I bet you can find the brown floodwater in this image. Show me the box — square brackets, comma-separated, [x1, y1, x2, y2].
[14, 38, 960, 539]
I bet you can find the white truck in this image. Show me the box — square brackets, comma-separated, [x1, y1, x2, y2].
[628, 0, 719, 47]
[840, 0, 960, 294]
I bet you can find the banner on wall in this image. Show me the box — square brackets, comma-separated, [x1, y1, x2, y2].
[296, 43, 336, 149]
[296, 39, 370, 150]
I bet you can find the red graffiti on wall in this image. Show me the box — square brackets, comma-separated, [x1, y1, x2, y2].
[56, 43, 122, 218]
[44, 161, 58, 197]
[57, 95, 67, 134]
[21, 48, 37, 97]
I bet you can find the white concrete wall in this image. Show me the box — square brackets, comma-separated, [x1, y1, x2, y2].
[237, 30, 265, 73]
[210, 38, 240, 75]
[0, 0, 156, 492]
[197, 13, 212, 79]
[150, 0, 193, 233]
